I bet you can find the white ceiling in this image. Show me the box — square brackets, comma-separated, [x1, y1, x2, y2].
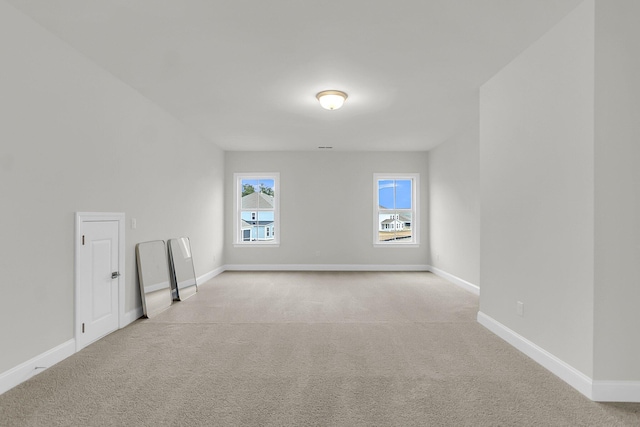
[7, 0, 582, 151]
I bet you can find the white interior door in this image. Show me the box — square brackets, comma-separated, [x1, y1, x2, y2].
[77, 220, 120, 349]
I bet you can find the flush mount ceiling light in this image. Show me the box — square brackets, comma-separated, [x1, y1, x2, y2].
[316, 90, 348, 110]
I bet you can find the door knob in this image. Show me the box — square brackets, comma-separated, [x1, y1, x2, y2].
[111, 272, 121, 279]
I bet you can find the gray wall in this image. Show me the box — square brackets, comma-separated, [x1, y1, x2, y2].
[224, 151, 429, 267]
[593, 0, 640, 380]
[479, 0, 640, 384]
[427, 122, 480, 286]
[0, 2, 225, 373]
[479, 1, 595, 377]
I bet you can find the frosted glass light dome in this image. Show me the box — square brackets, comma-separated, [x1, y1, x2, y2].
[316, 90, 348, 110]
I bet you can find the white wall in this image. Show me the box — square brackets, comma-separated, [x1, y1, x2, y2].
[479, 1, 595, 376]
[0, 2, 225, 374]
[427, 122, 480, 286]
[224, 151, 429, 267]
[593, 0, 640, 381]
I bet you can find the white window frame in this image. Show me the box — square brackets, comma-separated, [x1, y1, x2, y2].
[234, 173, 280, 247]
[373, 173, 419, 247]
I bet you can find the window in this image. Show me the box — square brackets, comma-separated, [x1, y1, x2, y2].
[374, 173, 418, 246]
[235, 173, 280, 246]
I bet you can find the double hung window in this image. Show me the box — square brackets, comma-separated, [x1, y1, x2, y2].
[374, 173, 418, 246]
[235, 173, 279, 246]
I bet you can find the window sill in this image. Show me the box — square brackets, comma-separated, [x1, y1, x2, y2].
[373, 243, 420, 248]
[234, 242, 280, 248]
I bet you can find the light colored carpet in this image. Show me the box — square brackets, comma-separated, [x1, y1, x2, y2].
[1, 271, 639, 426]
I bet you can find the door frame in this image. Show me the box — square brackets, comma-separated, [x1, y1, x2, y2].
[74, 212, 126, 351]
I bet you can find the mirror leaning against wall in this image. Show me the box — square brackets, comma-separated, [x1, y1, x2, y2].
[135, 240, 173, 318]
[168, 237, 198, 301]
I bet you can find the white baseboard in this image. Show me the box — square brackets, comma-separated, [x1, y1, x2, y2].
[476, 312, 640, 402]
[224, 264, 430, 271]
[122, 307, 143, 327]
[477, 311, 593, 399]
[592, 381, 640, 402]
[1, 264, 223, 397]
[0, 339, 75, 396]
[2, 305, 144, 396]
[426, 265, 480, 295]
[197, 265, 226, 285]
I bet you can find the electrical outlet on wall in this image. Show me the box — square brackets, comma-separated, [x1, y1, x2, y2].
[516, 301, 524, 317]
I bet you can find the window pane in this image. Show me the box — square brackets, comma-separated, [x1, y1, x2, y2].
[257, 179, 275, 209]
[398, 212, 412, 241]
[394, 179, 412, 209]
[259, 179, 275, 196]
[240, 179, 275, 209]
[378, 213, 397, 242]
[257, 211, 274, 222]
[241, 179, 258, 197]
[257, 211, 275, 240]
[241, 179, 259, 210]
[241, 211, 256, 223]
[377, 212, 412, 242]
[378, 179, 395, 209]
[240, 215, 253, 241]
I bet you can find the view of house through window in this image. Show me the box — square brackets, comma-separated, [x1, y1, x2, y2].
[235, 174, 279, 245]
[374, 174, 418, 245]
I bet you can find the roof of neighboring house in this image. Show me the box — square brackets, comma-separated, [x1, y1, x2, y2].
[379, 213, 412, 222]
[241, 219, 274, 229]
[244, 220, 274, 226]
[242, 191, 274, 209]
[381, 218, 404, 224]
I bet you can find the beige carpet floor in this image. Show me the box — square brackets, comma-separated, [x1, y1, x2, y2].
[1, 271, 639, 426]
